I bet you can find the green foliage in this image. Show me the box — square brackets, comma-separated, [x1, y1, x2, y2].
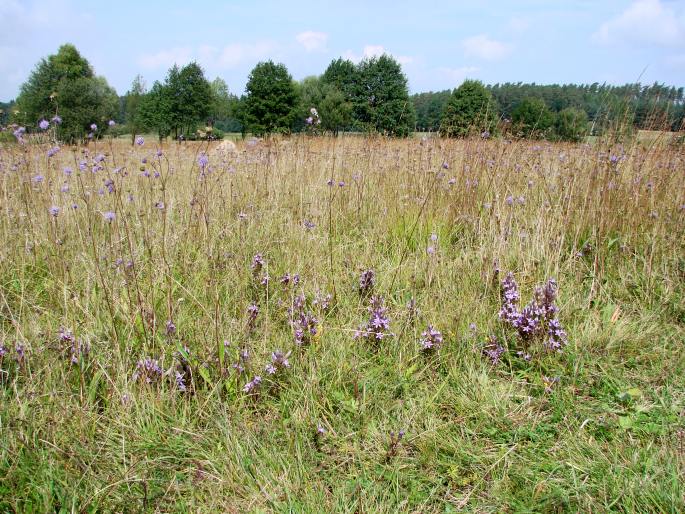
[352, 55, 415, 137]
[208, 78, 243, 133]
[511, 97, 555, 139]
[321, 58, 357, 100]
[411, 90, 451, 132]
[123, 75, 146, 141]
[167, 62, 213, 138]
[555, 107, 588, 142]
[136, 63, 212, 140]
[0, 100, 14, 125]
[320, 86, 353, 135]
[137, 81, 172, 139]
[440, 80, 498, 138]
[13, 44, 118, 142]
[243, 61, 299, 135]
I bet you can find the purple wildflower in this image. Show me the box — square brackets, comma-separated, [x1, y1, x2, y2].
[47, 146, 60, 158]
[38, 119, 49, 130]
[313, 291, 332, 311]
[280, 273, 300, 287]
[175, 371, 187, 392]
[356, 296, 392, 343]
[247, 303, 259, 329]
[483, 336, 505, 364]
[132, 357, 163, 384]
[499, 273, 521, 327]
[516, 351, 532, 361]
[293, 310, 318, 346]
[108, 120, 116, 127]
[198, 153, 209, 169]
[135, 136, 144, 146]
[544, 318, 567, 351]
[406, 297, 419, 322]
[165, 319, 176, 337]
[13, 126, 26, 142]
[15, 343, 26, 363]
[265, 350, 291, 375]
[90, 123, 97, 131]
[420, 325, 443, 351]
[103, 211, 116, 222]
[51, 115, 62, 125]
[359, 269, 375, 296]
[49, 206, 60, 217]
[243, 375, 262, 393]
[251, 253, 265, 274]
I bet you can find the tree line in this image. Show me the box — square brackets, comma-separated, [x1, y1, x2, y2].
[3, 43, 683, 143]
[415, 82, 685, 137]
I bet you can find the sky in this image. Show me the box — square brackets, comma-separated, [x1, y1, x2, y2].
[0, 0, 684, 100]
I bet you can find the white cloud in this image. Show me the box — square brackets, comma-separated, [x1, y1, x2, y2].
[461, 34, 511, 61]
[138, 47, 193, 69]
[595, 0, 685, 47]
[137, 41, 275, 71]
[507, 16, 530, 34]
[0, 0, 98, 98]
[342, 45, 413, 65]
[438, 66, 479, 85]
[296, 31, 328, 52]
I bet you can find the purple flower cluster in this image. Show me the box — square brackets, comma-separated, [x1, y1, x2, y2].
[265, 350, 291, 375]
[499, 273, 567, 352]
[355, 296, 392, 343]
[499, 273, 521, 326]
[175, 371, 187, 391]
[359, 269, 375, 296]
[232, 347, 250, 375]
[132, 357, 162, 384]
[243, 375, 262, 393]
[483, 336, 505, 364]
[420, 325, 443, 351]
[291, 295, 319, 346]
[247, 302, 259, 330]
[59, 327, 89, 365]
[313, 291, 332, 311]
[280, 273, 300, 287]
[251, 253, 265, 274]
[406, 297, 419, 322]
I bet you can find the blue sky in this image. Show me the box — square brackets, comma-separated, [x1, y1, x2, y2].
[0, 0, 683, 100]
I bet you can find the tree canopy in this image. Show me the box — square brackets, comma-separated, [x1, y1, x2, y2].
[243, 61, 298, 135]
[352, 55, 415, 137]
[440, 80, 498, 138]
[14, 44, 118, 142]
[511, 97, 555, 139]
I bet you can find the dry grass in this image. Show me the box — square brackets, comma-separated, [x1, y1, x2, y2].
[0, 134, 684, 512]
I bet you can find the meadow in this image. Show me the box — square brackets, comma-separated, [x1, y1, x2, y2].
[0, 133, 684, 512]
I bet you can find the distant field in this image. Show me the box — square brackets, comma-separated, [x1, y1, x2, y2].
[0, 135, 683, 512]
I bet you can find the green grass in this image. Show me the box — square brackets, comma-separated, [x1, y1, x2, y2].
[0, 134, 683, 512]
